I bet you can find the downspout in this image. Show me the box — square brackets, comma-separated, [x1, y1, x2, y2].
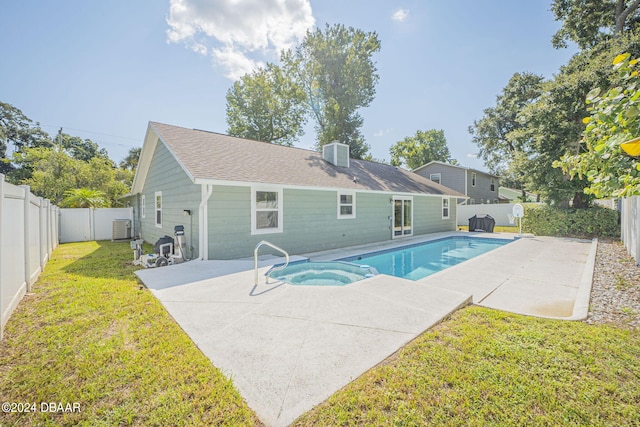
[464, 170, 468, 205]
[198, 184, 213, 260]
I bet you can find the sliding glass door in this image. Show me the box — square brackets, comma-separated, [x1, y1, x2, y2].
[393, 197, 413, 238]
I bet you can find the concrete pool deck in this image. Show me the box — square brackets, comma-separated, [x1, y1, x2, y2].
[135, 232, 596, 426]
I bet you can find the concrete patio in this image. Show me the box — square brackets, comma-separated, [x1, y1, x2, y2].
[135, 232, 596, 426]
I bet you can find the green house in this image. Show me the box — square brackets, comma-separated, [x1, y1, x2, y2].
[128, 122, 466, 260]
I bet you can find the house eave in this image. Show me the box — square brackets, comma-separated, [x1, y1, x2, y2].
[193, 177, 464, 198]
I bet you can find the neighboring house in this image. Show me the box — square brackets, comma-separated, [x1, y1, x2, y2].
[498, 187, 539, 203]
[413, 161, 500, 205]
[126, 122, 465, 260]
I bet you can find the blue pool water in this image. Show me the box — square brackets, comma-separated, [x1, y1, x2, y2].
[341, 236, 512, 281]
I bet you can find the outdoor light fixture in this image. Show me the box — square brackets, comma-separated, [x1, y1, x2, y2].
[183, 209, 191, 216]
[621, 136, 640, 157]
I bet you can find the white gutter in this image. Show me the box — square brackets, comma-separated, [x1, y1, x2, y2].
[198, 184, 213, 260]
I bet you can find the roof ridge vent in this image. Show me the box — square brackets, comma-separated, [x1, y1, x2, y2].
[322, 141, 350, 167]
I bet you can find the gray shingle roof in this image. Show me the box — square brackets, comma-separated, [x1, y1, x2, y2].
[150, 122, 465, 197]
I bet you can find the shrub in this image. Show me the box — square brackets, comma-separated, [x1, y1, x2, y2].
[522, 205, 619, 238]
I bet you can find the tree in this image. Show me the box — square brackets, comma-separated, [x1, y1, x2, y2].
[61, 188, 108, 208]
[551, 0, 640, 49]
[59, 133, 109, 161]
[286, 24, 381, 158]
[470, 34, 640, 206]
[12, 147, 129, 206]
[389, 129, 456, 169]
[226, 63, 307, 145]
[120, 147, 141, 170]
[469, 72, 545, 183]
[555, 53, 640, 197]
[0, 101, 51, 174]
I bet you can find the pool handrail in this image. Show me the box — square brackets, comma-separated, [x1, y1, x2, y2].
[254, 240, 290, 285]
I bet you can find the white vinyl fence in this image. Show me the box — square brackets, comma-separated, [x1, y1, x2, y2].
[621, 196, 640, 266]
[1, 174, 59, 340]
[59, 207, 133, 243]
[457, 203, 542, 227]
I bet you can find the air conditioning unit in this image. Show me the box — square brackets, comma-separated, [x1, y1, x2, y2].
[112, 219, 131, 241]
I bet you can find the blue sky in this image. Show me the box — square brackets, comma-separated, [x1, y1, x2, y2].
[1, 1, 576, 170]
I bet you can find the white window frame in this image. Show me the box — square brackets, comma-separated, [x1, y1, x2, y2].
[471, 172, 477, 187]
[141, 194, 146, 219]
[490, 177, 496, 192]
[154, 191, 162, 228]
[337, 191, 356, 219]
[442, 197, 450, 219]
[251, 186, 284, 235]
[429, 173, 441, 185]
[392, 195, 414, 239]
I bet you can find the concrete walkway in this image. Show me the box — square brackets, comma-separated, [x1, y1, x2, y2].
[135, 232, 596, 426]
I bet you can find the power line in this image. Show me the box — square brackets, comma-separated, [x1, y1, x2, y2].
[39, 124, 141, 147]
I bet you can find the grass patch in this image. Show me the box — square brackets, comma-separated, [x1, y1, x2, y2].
[293, 307, 640, 426]
[0, 241, 260, 427]
[457, 225, 519, 233]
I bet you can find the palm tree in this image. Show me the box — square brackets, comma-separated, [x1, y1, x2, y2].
[61, 188, 108, 208]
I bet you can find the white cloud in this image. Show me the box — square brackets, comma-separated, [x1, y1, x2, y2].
[392, 8, 409, 22]
[211, 46, 264, 80]
[466, 153, 479, 158]
[166, 0, 315, 79]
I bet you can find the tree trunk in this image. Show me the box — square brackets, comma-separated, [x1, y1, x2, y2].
[572, 191, 589, 208]
[615, 0, 640, 34]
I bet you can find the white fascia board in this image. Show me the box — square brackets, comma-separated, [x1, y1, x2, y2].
[193, 177, 460, 199]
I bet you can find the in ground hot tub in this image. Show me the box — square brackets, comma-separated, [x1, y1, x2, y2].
[266, 261, 377, 286]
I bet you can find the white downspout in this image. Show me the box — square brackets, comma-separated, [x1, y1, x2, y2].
[463, 169, 468, 205]
[198, 184, 213, 260]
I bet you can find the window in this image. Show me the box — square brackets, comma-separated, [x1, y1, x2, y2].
[429, 173, 441, 185]
[471, 172, 477, 187]
[337, 192, 356, 219]
[154, 191, 162, 227]
[490, 177, 496, 192]
[252, 187, 283, 234]
[442, 197, 450, 219]
[141, 194, 146, 218]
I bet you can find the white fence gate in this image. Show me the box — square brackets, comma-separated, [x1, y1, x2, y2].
[1, 175, 59, 340]
[59, 208, 133, 243]
[621, 196, 640, 266]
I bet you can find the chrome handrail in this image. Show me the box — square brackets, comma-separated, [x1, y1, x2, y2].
[254, 240, 290, 285]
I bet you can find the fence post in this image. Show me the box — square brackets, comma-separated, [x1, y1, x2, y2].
[0, 174, 4, 340]
[21, 185, 31, 292]
[636, 197, 640, 266]
[39, 197, 45, 269]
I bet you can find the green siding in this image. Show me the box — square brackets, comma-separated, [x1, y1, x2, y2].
[413, 196, 457, 234]
[139, 140, 201, 259]
[207, 187, 456, 260]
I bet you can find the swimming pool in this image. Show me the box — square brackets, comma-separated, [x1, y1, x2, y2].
[341, 236, 512, 281]
[267, 261, 377, 286]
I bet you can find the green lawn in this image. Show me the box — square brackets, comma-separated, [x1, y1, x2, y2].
[292, 307, 640, 426]
[457, 225, 520, 233]
[0, 241, 260, 427]
[1, 241, 638, 426]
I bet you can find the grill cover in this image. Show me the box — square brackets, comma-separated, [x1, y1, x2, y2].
[468, 214, 495, 233]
